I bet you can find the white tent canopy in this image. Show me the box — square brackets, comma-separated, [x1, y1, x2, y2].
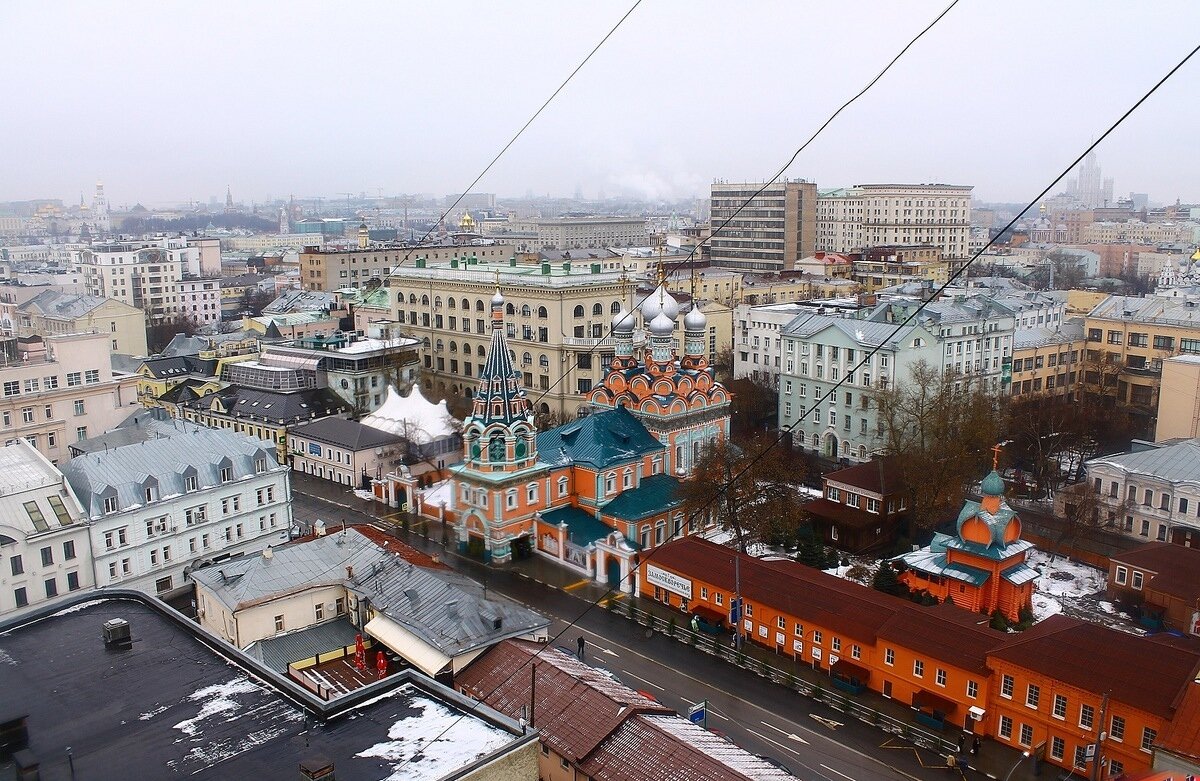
[361, 385, 457, 444]
[364, 613, 453, 678]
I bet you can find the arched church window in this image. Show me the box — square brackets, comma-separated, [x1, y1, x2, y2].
[476, 300, 485, 312]
[448, 298, 456, 309]
[611, 301, 621, 314]
[592, 303, 603, 316]
[461, 298, 470, 310]
[573, 305, 584, 318]
[489, 434, 505, 462]
[477, 345, 486, 357]
[537, 306, 548, 318]
[421, 295, 429, 306]
[521, 305, 531, 317]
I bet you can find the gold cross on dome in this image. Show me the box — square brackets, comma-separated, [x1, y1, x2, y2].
[991, 443, 1003, 470]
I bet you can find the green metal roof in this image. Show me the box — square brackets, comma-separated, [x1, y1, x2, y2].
[542, 505, 613, 546]
[537, 407, 664, 470]
[601, 473, 682, 522]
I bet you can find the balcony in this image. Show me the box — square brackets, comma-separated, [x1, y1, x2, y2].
[561, 332, 646, 349]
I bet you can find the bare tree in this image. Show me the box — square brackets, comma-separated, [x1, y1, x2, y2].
[1006, 395, 1095, 499]
[1051, 481, 1109, 556]
[875, 360, 1005, 531]
[678, 432, 809, 553]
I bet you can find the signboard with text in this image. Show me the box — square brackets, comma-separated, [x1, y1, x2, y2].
[646, 564, 692, 598]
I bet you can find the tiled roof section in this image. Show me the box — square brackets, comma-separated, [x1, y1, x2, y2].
[457, 640, 671, 763]
[781, 313, 919, 350]
[289, 416, 404, 452]
[1111, 542, 1200, 602]
[140, 354, 219, 379]
[537, 407, 665, 469]
[183, 386, 352, 424]
[1087, 439, 1200, 485]
[17, 289, 110, 319]
[824, 457, 901, 495]
[62, 428, 279, 518]
[876, 602, 1006, 675]
[602, 473, 681, 521]
[581, 714, 798, 781]
[988, 615, 1200, 718]
[244, 617, 362, 672]
[1158, 661, 1200, 761]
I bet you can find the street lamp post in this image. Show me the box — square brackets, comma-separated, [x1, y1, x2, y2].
[1004, 750, 1032, 781]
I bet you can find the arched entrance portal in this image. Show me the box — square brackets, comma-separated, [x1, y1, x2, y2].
[823, 433, 839, 459]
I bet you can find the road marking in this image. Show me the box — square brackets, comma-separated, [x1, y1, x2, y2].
[621, 670, 664, 692]
[820, 764, 857, 781]
[762, 720, 810, 744]
[590, 643, 619, 658]
[809, 714, 844, 729]
[744, 727, 804, 758]
[563, 579, 593, 592]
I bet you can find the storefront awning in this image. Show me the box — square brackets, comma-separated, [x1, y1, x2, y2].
[830, 658, 871, 682]
[364, 614, 451, 678]
[912, 689, 958, 716]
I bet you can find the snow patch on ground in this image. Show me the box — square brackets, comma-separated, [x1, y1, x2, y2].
[165, 676, 301, 771]
[355, 694, 512, 781]
[172, 678, 264, 737]
[353, 488, 376, 502]
[139, 704, 169, 721]
[0, 648, 16, 666]
[420, 479, 454, 509]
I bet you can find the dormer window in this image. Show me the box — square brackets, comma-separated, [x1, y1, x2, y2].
[102, 495, 119, 514]
[220, 466, 232, 483]
[184, 474, 198, 492]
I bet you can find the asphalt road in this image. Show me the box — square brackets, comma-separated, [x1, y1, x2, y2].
[290, 486, 971, 781]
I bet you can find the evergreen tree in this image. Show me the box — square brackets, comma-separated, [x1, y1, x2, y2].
[872, 561, 901, 595]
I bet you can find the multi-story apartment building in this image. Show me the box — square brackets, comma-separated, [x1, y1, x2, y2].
[1082, 295, 1200, 437]
[1155, 355, 1200, 442]
[709, 180, 818, 272]
[74, 237, 217, 324]
[16, 289, 148, 355]
[299, 243, 517, 292]
[62, 426, 292, 597]
[533, 216, 648, 250]
[0, 441, 93, 617]
[733, 302, 807, 387]
[378, 257, 639, 419]
[817, 184, 973, 263]
[1010, 322, 1085, 398]
[1084, 438, 1200, 546]
[778, 297, 1016, 461]
[0, 332, 139, 464]
[1079, 221, 1198, 245]
[177, 276, 220, 326]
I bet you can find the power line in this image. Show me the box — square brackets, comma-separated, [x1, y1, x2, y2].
[526, 0, 962, 409]
[387, 37, 1200, 777]
[379, 0, 643, 278]
[380, 3, 968, 772]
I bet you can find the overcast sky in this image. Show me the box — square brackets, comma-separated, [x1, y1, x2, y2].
[3, 1, 1198, 208]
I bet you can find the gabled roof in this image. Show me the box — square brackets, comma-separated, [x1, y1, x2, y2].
[988, 614, 1200, 719]
[18, 289, 129, 319]
[182, 386, 352, 425]
[537, 407, 664, 469]
[70, 407, 207, 454]
[602, 473, 681, 522]
[1111, 542, 1200, 602]
[289, 416, 404, 452]
[62, 428, 278, 518]
[824, 457, 902, 495]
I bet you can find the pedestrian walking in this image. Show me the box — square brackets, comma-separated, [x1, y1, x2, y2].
[577, 635, 586, 662]
[958, 734, 966, 753]
[971, 736, 981, 755]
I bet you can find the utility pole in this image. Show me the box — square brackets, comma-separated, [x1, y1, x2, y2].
[1091, 691, 1110, 781]
[734, 553, 743, 650]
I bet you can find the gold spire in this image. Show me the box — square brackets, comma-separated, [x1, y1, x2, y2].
[494, 269, 500, 292]
[656, 257, 666, 287]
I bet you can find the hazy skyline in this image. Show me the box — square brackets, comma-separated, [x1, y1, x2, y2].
[3, 1, 1199, 207]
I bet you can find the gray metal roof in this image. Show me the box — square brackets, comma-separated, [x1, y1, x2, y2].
[192, 529, 548, 658]
[61, 428, 279, 518]
[782, 313, 919, 349]
[244, 617, 361, 672]
[290, 416, 404, 451]
[17, 289, 113, 319]
[1089, 294, 1200, 327]
[71, 407, 208, 455]
[1012, 321, 1085, 350]
[1087, 439, 1200, 485]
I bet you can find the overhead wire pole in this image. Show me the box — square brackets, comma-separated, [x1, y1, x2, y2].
[385, 37, 1200, 776]
[380, 2, 972, 772]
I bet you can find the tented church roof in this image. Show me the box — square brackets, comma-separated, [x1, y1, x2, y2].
[361, 385, 457, 444]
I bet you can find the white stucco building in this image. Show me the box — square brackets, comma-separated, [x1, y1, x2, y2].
[0, 441, 93, 618]
[62, 426, 292, 597]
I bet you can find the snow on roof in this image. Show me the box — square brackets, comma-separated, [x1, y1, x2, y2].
[420, 478, 454, 508]
[361, 385, 458, 444]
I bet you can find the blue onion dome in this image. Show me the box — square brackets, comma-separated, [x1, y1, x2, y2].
[981, 470, 1005, 496]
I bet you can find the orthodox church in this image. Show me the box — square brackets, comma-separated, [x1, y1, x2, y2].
[430, 276, 731, 591]
[894, 459, 1038, 623]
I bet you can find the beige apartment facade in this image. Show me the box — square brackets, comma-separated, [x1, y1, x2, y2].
[533, 216, 648, 249]
[709, 180, 818, 272]
[1010, 323, 1085, 399]
[0, 332, 139, 464]
[1083, 295, 1200, 437]
[817, 184, 973, 261]
[16, 290, 148, 355]
[1155, 354, 1200, 442]
[299, 243, 517, 292]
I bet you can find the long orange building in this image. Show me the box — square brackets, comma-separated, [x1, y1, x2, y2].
[638, 535, 1200, 777]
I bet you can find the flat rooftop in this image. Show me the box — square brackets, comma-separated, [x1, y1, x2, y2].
[0, 596, 528, 780]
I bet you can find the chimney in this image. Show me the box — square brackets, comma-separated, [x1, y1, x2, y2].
[346, 566, 353, 580]
[299, 756, 335, 780]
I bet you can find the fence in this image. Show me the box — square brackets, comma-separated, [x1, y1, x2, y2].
[608, 599, 957, 756]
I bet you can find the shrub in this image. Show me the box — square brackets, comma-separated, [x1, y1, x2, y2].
[989, 609, 1010, 631]
[846, 563, 872, 583]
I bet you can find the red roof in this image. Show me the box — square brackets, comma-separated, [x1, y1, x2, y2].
[1158, 662, 1200, 761]
[823, 457, 903, 496]
[350, 524, 449, 569]
[802, 497, 883, 530]
[651, 537, 1005, 655]
[1112, 542, 1200, 602]
[987, 615, 1200, 719]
